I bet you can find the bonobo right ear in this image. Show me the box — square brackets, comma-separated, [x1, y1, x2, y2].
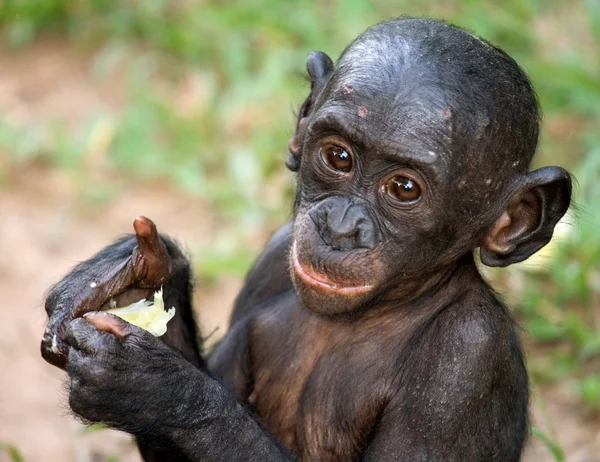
[286, 51, 334, 171]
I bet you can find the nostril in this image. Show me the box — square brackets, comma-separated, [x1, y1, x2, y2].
[336, 233, 359, 251]
[310, 196, 377, 251]
[327, 214, 356, 239]
[321, 227, 332, 247]
[328, 225, 361, 251]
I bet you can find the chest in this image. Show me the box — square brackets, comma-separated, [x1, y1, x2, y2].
[248, 301, 406, 461]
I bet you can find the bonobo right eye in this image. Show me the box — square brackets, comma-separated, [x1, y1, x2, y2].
[321, 144, 353, 173]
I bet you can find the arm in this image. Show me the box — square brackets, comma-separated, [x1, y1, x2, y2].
[42, 217, 203, 461]
[65, 315, 294, 462]
[44, 218, 295, 460]
[160, 367, 292, 462]
[206, 222, 294, 399]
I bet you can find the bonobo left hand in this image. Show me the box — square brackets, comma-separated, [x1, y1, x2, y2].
[65, 312, 203, 434]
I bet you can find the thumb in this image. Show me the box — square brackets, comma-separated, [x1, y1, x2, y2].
[83, 312, 142, 340]
[132, 216, 173, 286]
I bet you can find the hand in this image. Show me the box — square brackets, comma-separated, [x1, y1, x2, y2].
[42, 216, 190, 369]
[65, 312, 201, 433]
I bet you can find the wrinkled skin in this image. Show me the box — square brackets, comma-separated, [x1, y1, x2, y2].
[42, 18, 572, 462]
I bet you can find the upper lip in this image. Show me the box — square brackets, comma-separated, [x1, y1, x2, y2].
[291, 241, 373, 295]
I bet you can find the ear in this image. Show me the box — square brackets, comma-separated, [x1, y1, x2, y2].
[286, 51, 334, 171]
[480, 166, 572, 267]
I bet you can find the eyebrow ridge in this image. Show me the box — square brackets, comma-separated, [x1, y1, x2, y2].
[307, 109, 442, 171]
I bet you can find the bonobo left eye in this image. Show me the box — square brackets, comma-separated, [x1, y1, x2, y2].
[321, 144, 353, 173]
[382, 176, 422, 202]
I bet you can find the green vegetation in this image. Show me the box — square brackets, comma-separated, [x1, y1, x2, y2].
[531, 426, 566, 462]
[0, 443, 24, 462]
[0, 1, 598, 458]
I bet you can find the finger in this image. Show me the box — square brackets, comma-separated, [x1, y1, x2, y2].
[67, 347, 96, 379]
[84, 311, 144, 341]
[84, 312, 162, 364]
[66, 317, 120, 355]
[132, 216, 172, 286]
[41, 326, 68, 370]
[66, 348, 106, 419]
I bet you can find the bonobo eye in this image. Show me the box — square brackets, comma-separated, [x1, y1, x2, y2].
[321, 144, 353, 173]
[382, 175, 422, 203]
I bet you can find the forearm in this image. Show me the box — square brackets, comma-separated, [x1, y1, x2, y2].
[161, 370, 292, 461]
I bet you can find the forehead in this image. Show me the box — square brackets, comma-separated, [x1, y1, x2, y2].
[320, 42, 457, 150]
[310, 83, 453, 166]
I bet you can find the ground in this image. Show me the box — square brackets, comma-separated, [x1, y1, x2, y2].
[0, 39, 598, 462]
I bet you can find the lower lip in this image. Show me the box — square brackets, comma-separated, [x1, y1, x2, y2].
[291, 242, 374, 296]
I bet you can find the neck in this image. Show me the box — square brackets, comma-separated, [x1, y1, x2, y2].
[371, 252, 480, 314]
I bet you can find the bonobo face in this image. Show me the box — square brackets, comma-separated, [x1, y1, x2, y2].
[290, 84, 460, 315]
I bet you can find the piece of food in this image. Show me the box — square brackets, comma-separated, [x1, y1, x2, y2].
[106, 288, 175, 336]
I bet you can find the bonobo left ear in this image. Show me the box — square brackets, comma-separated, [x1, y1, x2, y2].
[286, 51, 334, 171]
[480, 167, 572, 267]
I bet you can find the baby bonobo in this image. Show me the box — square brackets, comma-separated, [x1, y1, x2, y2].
[42, 18, 571, 462]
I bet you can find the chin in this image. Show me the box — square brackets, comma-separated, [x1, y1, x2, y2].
[290, 241, 377, 316]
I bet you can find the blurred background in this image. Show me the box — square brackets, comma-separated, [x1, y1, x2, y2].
[0, 0, 598, 461]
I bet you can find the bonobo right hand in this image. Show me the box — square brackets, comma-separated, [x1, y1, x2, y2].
[41, 216, 191, 369]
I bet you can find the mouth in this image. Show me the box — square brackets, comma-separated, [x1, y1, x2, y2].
[291, 241, 374, 296]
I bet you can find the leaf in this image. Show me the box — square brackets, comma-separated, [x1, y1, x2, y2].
[78, 422, 111, 435]
[531, 427, 565, 462]
[0, 443, 25, 462]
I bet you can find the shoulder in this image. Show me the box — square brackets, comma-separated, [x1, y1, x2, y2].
[395, 283, 525, 399]
[230, 223, 294, 324]
[444, 293, 522, 376]
[428, 280, 519, 356]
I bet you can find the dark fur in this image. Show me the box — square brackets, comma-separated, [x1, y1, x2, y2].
[43, 18, 572, 461]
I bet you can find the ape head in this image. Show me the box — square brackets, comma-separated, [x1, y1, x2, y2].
[287, 18, 571, 316]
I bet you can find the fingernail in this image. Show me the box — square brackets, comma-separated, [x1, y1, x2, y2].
[83, 311, 100, 318]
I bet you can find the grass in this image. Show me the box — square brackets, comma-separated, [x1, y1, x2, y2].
[0, 0, 599, 458]
[0, 444, 24, 462]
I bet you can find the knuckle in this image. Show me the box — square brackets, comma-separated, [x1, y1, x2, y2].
[69, 376, 103, 414]
[66, 347, 81, 366]
[125, 337, 157, 359]
[127, 331, 149, 346]
[91, 362, 111, 381]
[44, 292, 59, 316]
[69, 381, 86, 411]
[67, 317, 86, 335]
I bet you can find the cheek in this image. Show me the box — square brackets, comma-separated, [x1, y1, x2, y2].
[381, 223, 461, 278]
[374, 210, 454, 268]
[291, 208, 315, 247]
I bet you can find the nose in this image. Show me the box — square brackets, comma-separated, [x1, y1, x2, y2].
[310, 196, 377, 251]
